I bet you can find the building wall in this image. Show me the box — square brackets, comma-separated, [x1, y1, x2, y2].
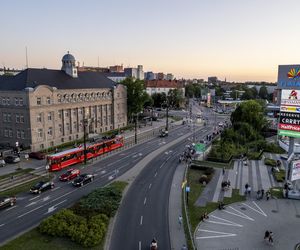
[0, 85, 127, 151]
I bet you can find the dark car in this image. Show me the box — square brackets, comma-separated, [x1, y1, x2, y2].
[159, 130, 168, 137]
[29, 152, 46, 160]
[0, 196, 16, 209]
[30, 181, 54, 194]
[60, 168, 80, 181]
[4, 155, 20, 164]
[72, 174, 94, 187]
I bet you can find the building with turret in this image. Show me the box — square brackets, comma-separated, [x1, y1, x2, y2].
[0, 52, 127, 151]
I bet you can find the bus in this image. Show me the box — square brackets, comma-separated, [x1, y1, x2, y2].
[46, 136, 124, 171]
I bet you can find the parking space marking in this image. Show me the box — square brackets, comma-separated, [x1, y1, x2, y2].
[208, 215, 243, 227]
[196, 229, 236, 239]
[241, 201, 267, 217]
[224, 206, 254, 221]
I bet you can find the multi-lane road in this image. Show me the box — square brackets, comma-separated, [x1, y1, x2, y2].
[0, 103, 229, 247]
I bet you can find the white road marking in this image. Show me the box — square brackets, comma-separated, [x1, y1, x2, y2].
[43, 196, 50, 202]
[5, 206, 17, 211]
[144, 197, 147, 205]
[240, 201, 267, 217]
[208, 215, 243, 227]
[138, 153, 143, 156]
[138, 241, 141, 250]
[149, 183, 152, 189]
[17, 205, 44, 218]
[100, 170, 107, 174]
[25, 202, 37, 208]
[29, 196, 40, 201]
[224, 206, 254, 221]
[140, 216, 143, 225]
[154, 172, 157, 177]
[0, 224, 4, 227]
[45, 199, 67, 214]
[36, 166, 43, 170]
[108, 176, 114, 180]
[196, 229, 236, 239]
[51, 186, 61, 192]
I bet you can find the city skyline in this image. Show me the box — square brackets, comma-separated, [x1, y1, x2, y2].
[1, 0, 300, 82]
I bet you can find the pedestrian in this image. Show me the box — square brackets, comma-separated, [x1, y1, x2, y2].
[269, 231, 273, 244]
[222, 167, 225, 175]
[261, 189, 265, 199]
[247, 185, 251, 196]
[245, 183, 249, 195]
[266, 190, 271, 201]
[181, 244, 187, 250]
[178, 215, 183, 227]
[264, 230, 270, 240]
[204, 212, 209, 219]
[256, 190, 261, 200]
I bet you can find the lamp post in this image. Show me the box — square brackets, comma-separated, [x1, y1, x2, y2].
[134, 113, 138, 144]
[165, 96, 169, 132]
[83, 118, 88, 164]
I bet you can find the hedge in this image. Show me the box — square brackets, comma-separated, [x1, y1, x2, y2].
[264, 158, 277, 167]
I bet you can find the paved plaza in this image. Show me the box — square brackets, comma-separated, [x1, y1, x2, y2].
[195, 198, 300, 250]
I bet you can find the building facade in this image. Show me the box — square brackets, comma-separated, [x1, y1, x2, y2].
[0, 53, 127, 151]
[145, 80, 185, 97]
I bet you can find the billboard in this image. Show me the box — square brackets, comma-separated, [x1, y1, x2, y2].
[291, 160, 300, 181]
[278, 111, 300, 137]
[280, 89, 300, 106]
[278, 65, 300, 89]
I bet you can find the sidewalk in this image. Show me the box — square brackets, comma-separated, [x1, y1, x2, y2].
[169, 163, 187, 250]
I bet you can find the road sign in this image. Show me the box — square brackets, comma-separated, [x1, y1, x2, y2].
[195, 143, 205, 153]
[186, 186, 190, 193]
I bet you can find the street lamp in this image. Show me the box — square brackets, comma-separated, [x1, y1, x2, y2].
[83, 118, 88, 164]
[134, 114, 138, 144]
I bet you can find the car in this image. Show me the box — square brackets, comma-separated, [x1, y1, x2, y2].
[0, 196, 16, 209]
[28, 152, 46, 160]
[30, 181, 54, 194]
[159, 130, 168, 137]
[60, 168, 80, 181]
[72, 173, 94, 187]
[4, 155, 20, 164]
[0, 159, 5, 167]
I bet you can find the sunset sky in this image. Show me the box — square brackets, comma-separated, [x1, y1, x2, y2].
[1, 0, 300, 82]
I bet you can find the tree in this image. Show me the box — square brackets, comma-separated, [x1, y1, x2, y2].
[258, 85, 268, 99]
[231, 100, 267, 133]
[185, 84, 195, 98]
[168, 89, 184, 108]
[151, 92, 167, 108]
[121, 78, 149, 121]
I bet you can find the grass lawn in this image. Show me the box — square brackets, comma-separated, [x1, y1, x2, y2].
[0, 228, 103, 250]
[0, 168, 34, 180]
[184, 168, 245, 249]
[0, 176, 51, 197]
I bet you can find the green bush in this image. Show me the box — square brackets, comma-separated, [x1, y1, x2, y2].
[264, 158, 277, 167]
[264, 143, 286, 154]
[72, 186, 123, 218]
[247, 151, 263, 160]
[273, 169, 286, 182]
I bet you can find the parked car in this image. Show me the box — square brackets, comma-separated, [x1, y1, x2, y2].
[30, 181, 54, 194]
[60, 168, 80, 181]
[28, 152, 46, 160]
[0, 196, 16, 209]
[72, 173, 94, 187]
[0, 159, 5, 167]
[4, 156, 20, 164]
[159, 130, 168, 137]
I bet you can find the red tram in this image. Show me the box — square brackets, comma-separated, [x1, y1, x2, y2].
[46, 136, 124, 171]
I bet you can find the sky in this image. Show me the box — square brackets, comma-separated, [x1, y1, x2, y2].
[1, 0, 300, 82]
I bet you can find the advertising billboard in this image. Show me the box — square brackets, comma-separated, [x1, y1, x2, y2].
[207, 93, 211, 108]
[278, 65, 300, 89]
[291, 160, 300, 181]
[280, 89, 300, 106]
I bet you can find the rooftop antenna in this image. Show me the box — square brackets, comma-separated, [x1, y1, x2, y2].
[25, 46, 29, 68]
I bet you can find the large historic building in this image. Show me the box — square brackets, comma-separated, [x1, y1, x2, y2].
[0, 53, 127, 151]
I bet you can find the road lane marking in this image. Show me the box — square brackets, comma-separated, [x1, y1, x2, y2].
[17, 205, 44, 218]
[29, 196, 40, 201]
[139, 241, 141, 250]
[36, 166, 43, 170]
[51, 186, 61, 192]
[154, 172, 157, 177]
[140, 216, 143, 225]
[240, 202, 267, 217]
[196, 229, 236, 239]
[43, 196, 50, 202]
[45, 199, 67, 214]
[6, 206, 17, 211]
[149, 183, 152, 189]
[25, 202, 37, 208]
[144, 197, 147, 205]
[0, 224, 4, 227]
[224, 206, 254, 221]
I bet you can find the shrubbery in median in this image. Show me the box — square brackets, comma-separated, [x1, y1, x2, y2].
[38, 181, 126, 248]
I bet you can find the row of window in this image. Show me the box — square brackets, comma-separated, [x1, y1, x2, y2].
[1, 97, 24, 106]
[3, 129, 25, 139]
[3, 113, 25, 123]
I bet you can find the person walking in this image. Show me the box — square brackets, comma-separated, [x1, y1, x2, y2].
[178, 215, 183, 228]
[245, 183, 249, 195]
[261, 189, 265, 199]
[269, 231, 274, 244]
[266, 190, 271, 201]
[264, 230, 270, 240]
[222, 167, 225, 175]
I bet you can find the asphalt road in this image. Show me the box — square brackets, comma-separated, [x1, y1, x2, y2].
[110, 126, 215, 250]
[0, 124, 194, 245]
